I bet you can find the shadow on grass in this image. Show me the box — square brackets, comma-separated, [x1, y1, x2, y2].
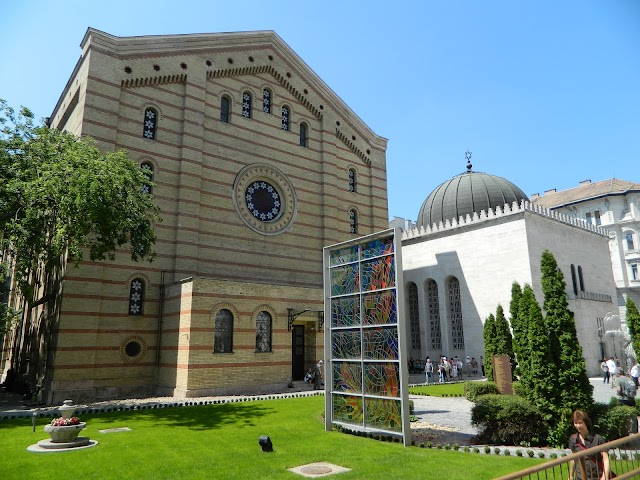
[0, 401, 281, 432]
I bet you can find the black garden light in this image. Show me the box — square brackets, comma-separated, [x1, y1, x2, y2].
[258, 435, 273, 452]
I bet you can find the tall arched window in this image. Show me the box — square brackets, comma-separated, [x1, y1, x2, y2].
[570, 264, 578, 295]
[349, 209, 358, 234]
[348, 168, 356, 192]
[242, 91, 252, 118]
[143, 108, 157, 139]
[578, 265, 585, 292]
[408, 282, 421, 351]
[426, 279, 442, 350]
[141, 162, 154, 194]
[263, 89, 271, 114]
[281, 106, 290, 131]
[214, 309, 234, 353]
[255, 311, 272, 352]
[299, 122, 308, 147]
[129, 278, 145, 315]
[220, 96, 230, 123]
[447, 277, 464, 350]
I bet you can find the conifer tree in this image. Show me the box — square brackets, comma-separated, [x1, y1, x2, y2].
[483, 313, 497, 381]
[540, 250, 593, 416]
[509, 282, 526, 376]
[494, 304, 516, 379]
[626, 297, 640, 361]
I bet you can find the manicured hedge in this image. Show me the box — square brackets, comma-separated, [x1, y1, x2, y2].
[463, 381, 499, 402]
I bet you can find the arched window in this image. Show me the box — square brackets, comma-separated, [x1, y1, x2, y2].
[143, 108, 157, 139]
[129, 278, 145, 315]
[447, 277, 464, 350]
[426, 279, 442, 350]
[262, 89, 271, 114]
[570, 264, 578, 295]
[348, 168, 356, 192]
[626, 232, 635, 250]
[578, 265, 585, 292]
[220, 96, 230, 123]
[299, 122, 308, 147]
[281, 106, 290, 131]
[408, 282, 421, 351]
[242, 91, 252, 118]
[214, 308, 234, 353]
[141, 162, 154, 194]
[255, 311, 272, 352]
[349, 209, 358, 234]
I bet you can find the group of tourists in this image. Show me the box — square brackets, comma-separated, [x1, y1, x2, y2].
[600, 356, 640, 389]
[423, 355, 480, 384]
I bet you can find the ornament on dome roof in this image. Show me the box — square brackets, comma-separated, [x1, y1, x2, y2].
[465, 150, 472, 172]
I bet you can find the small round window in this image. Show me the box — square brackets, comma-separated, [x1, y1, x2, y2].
[120, 335, 147, 362]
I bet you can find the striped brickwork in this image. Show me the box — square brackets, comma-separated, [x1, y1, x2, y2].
[34, 29, 388, 403]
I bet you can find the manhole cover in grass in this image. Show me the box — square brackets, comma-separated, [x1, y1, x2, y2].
[301, 465, 333, 474]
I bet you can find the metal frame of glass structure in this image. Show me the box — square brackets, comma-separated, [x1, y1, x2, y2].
[323, 228, 410, 446]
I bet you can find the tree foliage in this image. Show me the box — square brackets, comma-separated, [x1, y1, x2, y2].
[0, 99, 161, 378]
[509, 282, 526, 376]
[483, 313, 497, 381]
[493, 304, 516, 380]
[626, 297, 640, 363]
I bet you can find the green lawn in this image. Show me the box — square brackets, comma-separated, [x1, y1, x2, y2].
[409, 382, 466, 397]
[2, 395, 541, 479]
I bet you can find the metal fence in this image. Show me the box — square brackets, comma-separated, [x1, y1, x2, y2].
[495, 433, 640, 480]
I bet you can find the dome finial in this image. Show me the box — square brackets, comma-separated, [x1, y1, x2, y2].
[465, 150, 472, 172]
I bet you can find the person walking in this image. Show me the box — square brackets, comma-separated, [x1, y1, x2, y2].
[606, 357, 617, 388]
[631, 363, 639, 388]
[313, 360, 324, 390]
[600, 358, 610, 384]
[425, 357, 433, 385]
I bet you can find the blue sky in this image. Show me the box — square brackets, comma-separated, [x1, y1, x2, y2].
[1, 0, 638, 221]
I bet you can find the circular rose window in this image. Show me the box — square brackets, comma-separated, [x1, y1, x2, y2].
[233, 164, 297, 235]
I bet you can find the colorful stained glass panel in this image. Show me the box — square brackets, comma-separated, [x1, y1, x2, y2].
[362, 327, 399, 360]
[330, 245, 359, 266]
[331, 264, 359, 296]
[362, 290, 397, 326]
[364, 362, 400, 397]
[364, 398, 402, 432]
[361, 256, 395, 291]
[331, 330, 361, 359]
[331, 296, 360, 328]
[333, 362, 362, 393]
[361, 237, 394, 259]
[333, 394, 363, 424]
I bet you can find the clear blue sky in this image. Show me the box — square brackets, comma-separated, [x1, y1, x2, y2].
[1, 0, 638, 221]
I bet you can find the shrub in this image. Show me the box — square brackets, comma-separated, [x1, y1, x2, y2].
[484, 446, 491, 454]
[527, 450, 535, 458]
[493, 447, 501, 455]
[504, 449, 511, 456]
[537, 451, 545, 458]
[471, 394, 548, 446]
[473, 447, 480, 453]
[512, 381, 521, 396]
[515, 449, 522, 457]
[453, 444, 459, 451]
[463, 446, 470, 453]
[593, 405, 637, 441]
[463, 381, 500, 402]
[409, 400, 415, 415]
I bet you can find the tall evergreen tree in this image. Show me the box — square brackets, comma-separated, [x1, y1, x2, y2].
[540, 250, 593, 414]
[509, 282, 526, 377]
[494, 304, 516, 379]
[520, 284, 556, 421]
[483, 313, 497, 381]
[626, 297, 640, 361]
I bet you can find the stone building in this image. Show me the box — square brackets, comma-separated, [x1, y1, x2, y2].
[532, 179, 640, 327]
[1, 28, 389, 403]
[395, 161, 617, 376]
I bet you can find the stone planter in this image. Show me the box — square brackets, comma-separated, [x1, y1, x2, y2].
[44, 423, 86, 443]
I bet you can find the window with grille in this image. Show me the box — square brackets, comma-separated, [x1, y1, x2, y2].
[281, 106, 289, 131]
[242, 92, 252, 118]
[214, 309, 233, 353]
[626, 233, 635, 250]
[299, 122, 308, 147]
[578, 265, 585, 292]
[426, 279, 442, 350]
[571, 264, 578, 295]
[255, 311, 272, 352]
[220, 96, 230, 123]
[141, 162, 154, 194]
[348, 169, 356, 192]
[263, 89, 271, 114]
[349, 209, 358, 234]
[408, 282, 421, 350]
[447, 277, 464, 349]
[143, 108, 157, 139]
[129, 278, 145, 315]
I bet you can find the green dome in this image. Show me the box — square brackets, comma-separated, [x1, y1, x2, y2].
[417, 163, 528, 228]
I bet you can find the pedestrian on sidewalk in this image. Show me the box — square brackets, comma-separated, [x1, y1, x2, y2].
[600, 357, 610, 384]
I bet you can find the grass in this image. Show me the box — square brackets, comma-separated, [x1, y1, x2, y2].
[2, 395, 542, 479]
[409, 382, 466, 397]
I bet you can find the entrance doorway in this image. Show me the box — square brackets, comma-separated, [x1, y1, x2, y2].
[292, 325, 305, 380]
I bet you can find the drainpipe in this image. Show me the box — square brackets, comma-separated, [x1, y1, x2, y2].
[154, 271, 166, 392]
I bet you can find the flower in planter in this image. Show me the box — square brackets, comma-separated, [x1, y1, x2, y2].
[50, 416, 80, 426]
